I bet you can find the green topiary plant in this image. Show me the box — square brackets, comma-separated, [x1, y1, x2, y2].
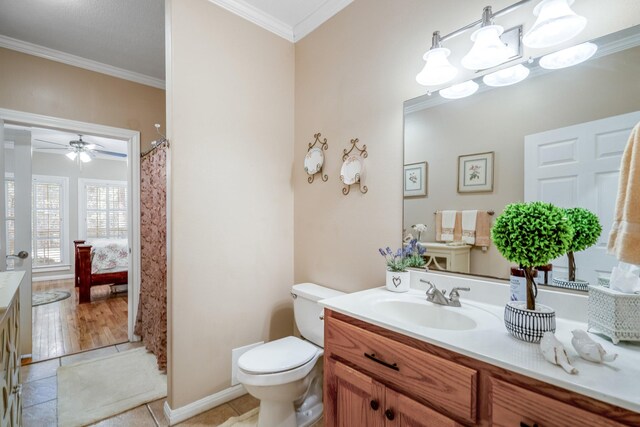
[491, 202, 573, 310]
[563, 208, 602, 282]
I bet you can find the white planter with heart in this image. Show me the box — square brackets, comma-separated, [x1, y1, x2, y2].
[386, 270, 410, 293]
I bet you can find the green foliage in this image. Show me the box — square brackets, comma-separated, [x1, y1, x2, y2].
[564, 208, 602, 253]
[405, 239, 426, 268]
[491, 202, 574, 268]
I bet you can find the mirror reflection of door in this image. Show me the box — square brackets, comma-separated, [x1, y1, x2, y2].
[2, 124, 33, 356]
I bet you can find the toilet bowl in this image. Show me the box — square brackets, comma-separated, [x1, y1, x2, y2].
[237, 283, 344, 427]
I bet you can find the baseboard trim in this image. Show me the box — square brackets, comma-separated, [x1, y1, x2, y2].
[32, 274, 74, 282]
[163, 384, 246, 425]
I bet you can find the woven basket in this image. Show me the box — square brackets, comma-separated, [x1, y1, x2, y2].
[588, 285, 640, 344]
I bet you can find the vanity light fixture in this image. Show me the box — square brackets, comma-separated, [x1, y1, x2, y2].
[482, 64, 530, 87]
[461, 7, 512, 70]
[416, 0, 589, 88]
[440, 80, 479, 100]
[539, 42, 597, 69]
[416, 32, 458, 86]
[523, 0, 587, 49]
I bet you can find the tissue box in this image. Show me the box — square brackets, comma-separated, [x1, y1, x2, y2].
[588, 285, 640, 344]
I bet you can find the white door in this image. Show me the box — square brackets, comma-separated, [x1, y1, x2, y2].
[1, 124, 33, 356]
[524, 111, 640, 286]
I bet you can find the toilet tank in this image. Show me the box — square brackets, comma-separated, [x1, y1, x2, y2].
[292, 283, 344, 348]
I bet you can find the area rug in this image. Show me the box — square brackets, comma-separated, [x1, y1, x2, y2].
[32, 290, 71, 306]
[219, 408, 259, 427]
[57, 347, 166, 427]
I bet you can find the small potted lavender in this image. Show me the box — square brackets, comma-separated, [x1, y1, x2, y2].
[379, 246, 411, 292]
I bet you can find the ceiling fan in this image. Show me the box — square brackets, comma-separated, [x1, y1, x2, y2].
[35, 134, 127, 163]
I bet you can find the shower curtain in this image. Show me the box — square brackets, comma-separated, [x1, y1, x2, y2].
[135, 144, 167, 371]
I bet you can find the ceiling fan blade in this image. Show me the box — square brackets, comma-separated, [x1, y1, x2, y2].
[93, 149, 127, 158]
[34, 139, 69, 147]
[84, 142, 105, 149]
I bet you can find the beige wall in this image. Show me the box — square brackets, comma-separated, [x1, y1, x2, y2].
[404, 46, 640, 278]
[293, 0, 640, 293]
[0, 47, 165, 152]
[167, 0, 294, 409]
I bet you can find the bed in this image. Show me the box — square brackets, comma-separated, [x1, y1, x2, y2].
[74, 239, 129, 303]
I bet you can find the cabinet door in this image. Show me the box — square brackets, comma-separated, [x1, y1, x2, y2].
[332, 360, 385, 427]
[385, 388, 463, 427]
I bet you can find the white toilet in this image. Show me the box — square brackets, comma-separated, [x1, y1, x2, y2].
[237, 283, 344, 427]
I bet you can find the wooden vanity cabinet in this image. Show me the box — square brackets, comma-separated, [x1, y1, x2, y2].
[323, 309, 640, 427]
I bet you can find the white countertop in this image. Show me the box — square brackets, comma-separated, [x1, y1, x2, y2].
[320, 285, 640, 414]
[0, 271, 24, 311]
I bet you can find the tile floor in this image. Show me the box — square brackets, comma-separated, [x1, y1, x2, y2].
[22, 343, 324, 426]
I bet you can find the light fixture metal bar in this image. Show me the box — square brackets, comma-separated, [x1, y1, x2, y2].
[439, 0, 532, 43]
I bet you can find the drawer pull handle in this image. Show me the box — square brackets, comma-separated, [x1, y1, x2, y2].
[364, 353, 399, 371]
[370, 400, 379, 411]
[520, 423, 538, 427]
[385, 409, 395, 420]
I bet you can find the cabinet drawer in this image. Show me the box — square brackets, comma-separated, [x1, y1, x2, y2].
[326, 316, 477, 423]
[491, 378, 625, 427]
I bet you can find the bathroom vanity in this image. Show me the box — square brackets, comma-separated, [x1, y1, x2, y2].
[320, 273, 640, 426]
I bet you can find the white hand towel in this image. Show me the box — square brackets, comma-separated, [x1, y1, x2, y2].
[462, 210, 478, 245]
[441, 210, 456, 242]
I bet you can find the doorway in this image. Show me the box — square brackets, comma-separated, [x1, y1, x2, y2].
[0, 108, 141, 362]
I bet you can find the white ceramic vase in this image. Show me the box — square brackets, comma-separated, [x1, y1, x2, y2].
[386, 270, 410, 293]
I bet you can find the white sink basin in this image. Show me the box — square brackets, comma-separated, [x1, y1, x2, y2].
[373, 299, 478, 331]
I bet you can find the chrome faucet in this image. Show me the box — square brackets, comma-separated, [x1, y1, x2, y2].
[420, 279, 470, 307]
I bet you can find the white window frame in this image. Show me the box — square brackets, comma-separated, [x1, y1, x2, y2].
[4, 173, 14, 270]
[78, 178, 128, 239]
[31, 174, 70, 271]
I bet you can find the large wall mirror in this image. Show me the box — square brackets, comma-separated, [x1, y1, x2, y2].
[403, 25, 640, 290]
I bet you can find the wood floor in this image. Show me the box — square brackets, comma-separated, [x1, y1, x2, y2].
[30, 279, 128, 362]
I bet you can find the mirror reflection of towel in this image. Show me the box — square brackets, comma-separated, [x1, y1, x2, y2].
[462, 210, 478, 245]
[440, 210, 456, 241]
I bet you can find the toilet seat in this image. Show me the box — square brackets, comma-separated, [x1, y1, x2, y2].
[239, 336, 318, 375]
[237, 337, 323, 387]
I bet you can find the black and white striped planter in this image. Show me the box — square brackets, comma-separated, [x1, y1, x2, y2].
[552, 277, 589, 292]
[504, 301, 556, 343]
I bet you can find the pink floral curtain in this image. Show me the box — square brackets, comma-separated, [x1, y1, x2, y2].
[135, 144, 167, 371]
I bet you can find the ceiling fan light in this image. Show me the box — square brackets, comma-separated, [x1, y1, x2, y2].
[539, 42, 597, 69]
[483, 64, 530, 87]
[79, 151, 92, 163]
[416, 47, 458, 87]
[523, 0, 587, 49]
[66, 151, 78, 161]
[461, 25, 511, 70]
[440, 80, 479, 100]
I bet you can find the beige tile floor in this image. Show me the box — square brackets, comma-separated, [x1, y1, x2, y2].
[22, 344, 324, 426]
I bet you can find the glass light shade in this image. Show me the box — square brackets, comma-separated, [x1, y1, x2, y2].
[79, 151, 92, 163]
[539, 42, 597, 69]
[440, 80, 479, 100]
[483, 64, 530, 87]
[66, 151, 77, 161]
[416, 47, 458, 86]
[461, 25, 511, 70]
[523, 0, 587, 48]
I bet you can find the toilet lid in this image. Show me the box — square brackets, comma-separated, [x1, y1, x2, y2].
[238, 336, 319, 375]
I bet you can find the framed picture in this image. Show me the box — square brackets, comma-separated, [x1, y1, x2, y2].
[458, 152, 494, 193]
[404, 162, 427, 197]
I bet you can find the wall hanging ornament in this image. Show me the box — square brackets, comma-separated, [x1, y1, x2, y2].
[304, 133, 329, 184]
[341, 138, 368, 195]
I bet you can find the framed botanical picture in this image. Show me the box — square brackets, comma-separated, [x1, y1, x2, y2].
[458, 152, 494, 193]
[404, 162, 427, 197]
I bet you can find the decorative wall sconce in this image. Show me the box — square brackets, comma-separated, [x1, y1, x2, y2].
[341, 138, 368, 195]
[305, 133, 329, 184]
[416, 0, 588, 97]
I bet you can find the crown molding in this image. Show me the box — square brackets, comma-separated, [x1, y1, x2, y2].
[208, 0, 294, 42]
[293, 0, 353, 42]
[0, 35, 165, 90]
[208, 0, 353, 43]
